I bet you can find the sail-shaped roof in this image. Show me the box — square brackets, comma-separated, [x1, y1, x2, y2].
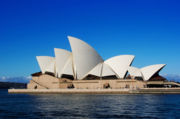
[101, 63, 117, 77]
[87, 62, 116, 77]
[141, 64, 166, 81]
[36, 56, 55, 74]
[62, 55, 74, 76]
[105, 55, 135, 78]
[88, 63, 103, 77]
[54, 48, 72, 78]
[68, 36, 104, 79]
[128, 66, 142, 77]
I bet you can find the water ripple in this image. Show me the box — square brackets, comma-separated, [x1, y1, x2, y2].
[0, 90, 180, 119]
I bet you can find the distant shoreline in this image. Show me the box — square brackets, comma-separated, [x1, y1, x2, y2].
[0, 82, 27, 89]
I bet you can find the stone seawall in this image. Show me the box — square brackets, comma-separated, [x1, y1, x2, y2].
[8, 89, 129, 94]
[137, 88, 180, 94]
[8, 88, 180, 94]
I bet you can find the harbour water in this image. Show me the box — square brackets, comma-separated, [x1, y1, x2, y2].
[0, 89, 180, 119]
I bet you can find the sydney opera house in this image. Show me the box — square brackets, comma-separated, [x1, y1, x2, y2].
[28, 36, 180, 90]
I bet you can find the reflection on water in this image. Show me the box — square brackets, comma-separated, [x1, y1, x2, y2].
[0, 89, 180, 119]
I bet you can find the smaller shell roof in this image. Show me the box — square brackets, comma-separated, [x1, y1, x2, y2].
[141, 64, 166, 81]
[36, 56, 55, 74]
[101, 63, 117, 77]
[62, 55, 74, 76]
[54, 48, 72, 78]
[88, 63, 102, 77]
[105, 55, 135, 78]
[128, 64, 166, 81]
[128, 66, 142, 77]
[87, 62, 116, 77]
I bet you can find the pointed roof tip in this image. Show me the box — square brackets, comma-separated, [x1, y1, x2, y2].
[127, 55, 135, 59]
[54, 48, 58, 50]
[67, 36, 84, 43]
[154, 64, 166, 66]
[67, 36, 79, 44]
[67, 35, 72, 39]
[67, 35, 73, 38]
[141, 64, 166, 69]
[158, 64, 166, 69]
[67, 36, 78, 40]
[54, 48, 58, 52]
[36, 56, 43, 59]
[159, 64, 166, 67]
[36, 56, 55, 62]
[54, 48, 71, 53]
[36, 56, 40, 60]
[36, 56, 53, 58]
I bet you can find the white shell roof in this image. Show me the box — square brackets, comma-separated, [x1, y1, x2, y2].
[101, 63, 117, 77]
[87, 62, 116, 77]
[128, 66, 142, 77]
[105, 55, 135, 78]
[54, 48, 72, 78]
[68, 36, 104, 79]
[36, 56, 55, 74]
[88, 63, 102, 77]
[141, 64, 166, 81]
[45, 59, 55, 73]
[62, 55, 74, 76]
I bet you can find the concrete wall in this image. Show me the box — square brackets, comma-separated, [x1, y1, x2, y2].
[28, 74, 146, 89]
[28, 74, 60, 89]
[73, 79, 146, 89]
[73, 80, 100, 89]
[59, 78, 73, 89]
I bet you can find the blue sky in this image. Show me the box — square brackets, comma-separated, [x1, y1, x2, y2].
[0, 0, 180, 78]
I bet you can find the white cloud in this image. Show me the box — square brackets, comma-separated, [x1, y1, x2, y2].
[26, 76, 32, 79]
[1, 76, 7, 80]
